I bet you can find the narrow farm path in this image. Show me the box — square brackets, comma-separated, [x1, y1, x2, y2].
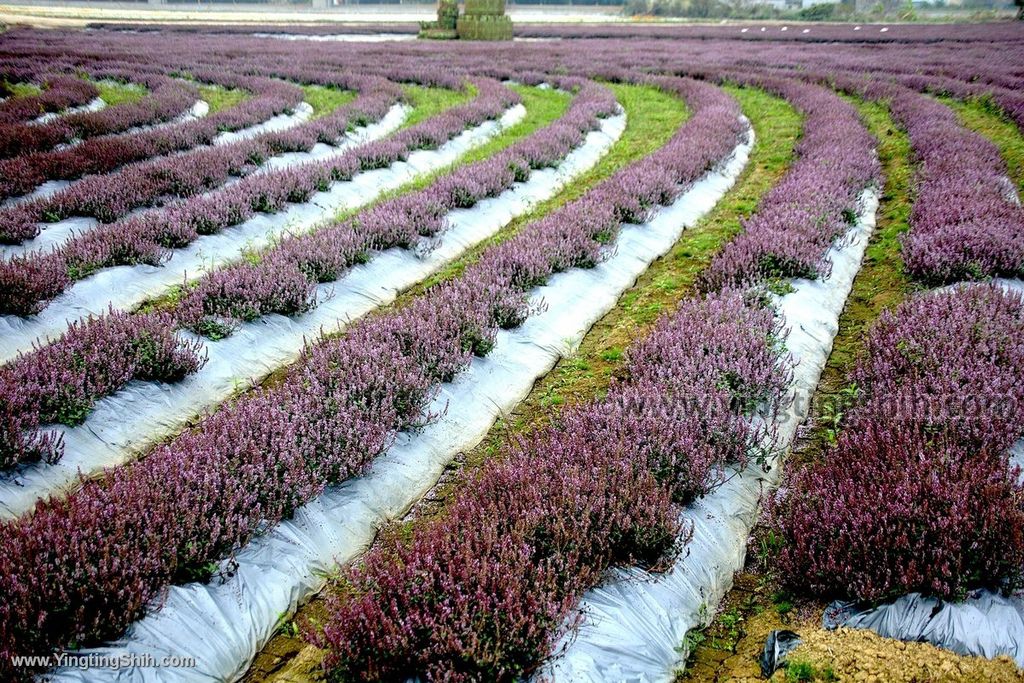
[92, 78, 147, 107]
[196, 82, 250, 113]
[300, 83, 356, 119]
[783, 97, 919, 470]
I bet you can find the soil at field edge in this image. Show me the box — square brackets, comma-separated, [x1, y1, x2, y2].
[680, 573, 1024, 683]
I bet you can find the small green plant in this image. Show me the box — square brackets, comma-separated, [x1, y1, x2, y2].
[711, 606, 745, 652]
[193, 317, 235, 341]
[773, 591, 794, 620]
[540, 389, 564, 407]
[601, 346, 624, 362]
[785, 659, 816, 682]
[820, 382, 859, 445]
[785, 658, 838, 682]
[278, 618, 300, 638]
[273, 610, 302, 638]
[681, 627, 706, 659]
[766, 278, 796, 297]
[175, 560, 221, 584]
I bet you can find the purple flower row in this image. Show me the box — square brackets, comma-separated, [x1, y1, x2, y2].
[0, 75, 386, 237]
[0, 75, 743, 678]
[315, 287, 788, 681]
[819, 74, 1024, 285]
[768, 285, 1024, 602]
[176, 79, 617, 335]
[0, 78, 517, 316]
[0, 72, 312, 201]
[701, 75, 879, 289]
[0, 76, 528, 471]
[0, 308, 206, 470]
[0, 73, 197, 160]
[0, 78, 607, 469]
[892, 91, 1024, 284]
[0, 75, 99, 125]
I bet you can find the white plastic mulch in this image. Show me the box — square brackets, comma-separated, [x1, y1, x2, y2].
[542, 188, 880, 682]
[0, 101, 443, 362]
[0, 108, 618, 522]
[48, 122, 753, 683]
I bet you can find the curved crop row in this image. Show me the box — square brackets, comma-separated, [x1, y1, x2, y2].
[0, 75, 99, 125]
[0, 75, 742, 678]
[0, 310, 207, 469]
[0, 78, 516, 316]
[0, 73, 312, 201]
[891, 91, 1024, 284]
[701, 74, 879, 289]
[315, 289, 788, 681]
[768, 285, 1024, 602]
[177, 78, 615, 336]
[0, 77, 525, 470]
[0, 73, 197, 160]
[0, 76, 385, 239]
[311, 74, 881, 682]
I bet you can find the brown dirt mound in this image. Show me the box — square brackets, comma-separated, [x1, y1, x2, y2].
[775, 627, 1024, 683]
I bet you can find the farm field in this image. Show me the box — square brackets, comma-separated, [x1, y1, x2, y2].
[0, 19, 1023, 683]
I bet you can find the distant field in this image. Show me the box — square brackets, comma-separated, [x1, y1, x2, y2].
[0, 1, 627, 27]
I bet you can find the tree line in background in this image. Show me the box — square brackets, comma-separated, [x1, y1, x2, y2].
[622, 0, 1016, 20]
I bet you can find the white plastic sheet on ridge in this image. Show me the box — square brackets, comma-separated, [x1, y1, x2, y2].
[31, 96, 106, 125]
[0, 103, 519, 365]
[0, 101, 406, 261]
[213, 101, 314, 145]
[0, 110, 626, 522]
[123, 99, 210, 138]
[47, 122, 753, 683]
[54, 99, 212, 154]
[0, 101, 211, 213]
[541, 188, 881, 683]
[826, 590, 1024, 667]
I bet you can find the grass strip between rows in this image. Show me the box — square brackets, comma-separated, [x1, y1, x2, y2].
[400, 83, 475, 130]
[197, 83, 250, 114]
[402, 82, 687, 301]
[942, 95, 1024, 194]
[3, 81, 42, 98]
[411, 84, 800, 518]
[242, 80, 693, 683]
[301, 85, 357, 120]
[788, 97, 918, 467]
[91, 78, 147, 106]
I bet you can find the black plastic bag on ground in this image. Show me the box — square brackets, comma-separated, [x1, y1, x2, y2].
[759, 629, 802, 677]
